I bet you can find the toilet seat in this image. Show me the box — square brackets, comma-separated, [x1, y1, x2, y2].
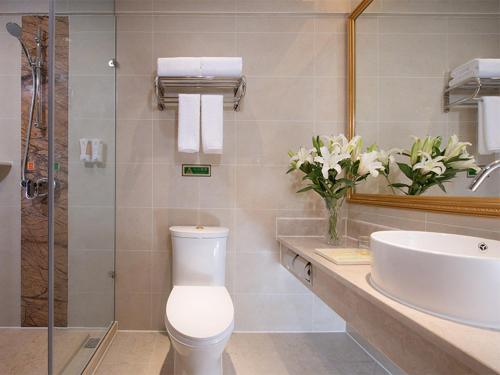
[166, 286, 234, 347]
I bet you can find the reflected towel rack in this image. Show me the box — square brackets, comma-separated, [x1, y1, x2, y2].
[444, 77, 500, 112]
[155, 76, 247, 111]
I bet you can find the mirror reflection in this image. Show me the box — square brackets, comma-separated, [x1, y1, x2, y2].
[355, 0, 500, 197]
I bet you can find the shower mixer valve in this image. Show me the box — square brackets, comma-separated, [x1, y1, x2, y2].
[21, 177, 55, 200]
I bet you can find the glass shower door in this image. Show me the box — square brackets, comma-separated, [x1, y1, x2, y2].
[52, 1, 116, 373]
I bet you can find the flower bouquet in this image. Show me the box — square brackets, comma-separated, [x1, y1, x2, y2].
[288, 135, 384, 245]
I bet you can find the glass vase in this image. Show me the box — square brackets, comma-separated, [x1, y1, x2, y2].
[324, 196, 345, 246]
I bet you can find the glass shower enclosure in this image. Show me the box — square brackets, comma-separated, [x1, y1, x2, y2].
[0, 0, 116, 373]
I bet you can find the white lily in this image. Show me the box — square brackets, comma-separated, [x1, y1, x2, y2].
[347, 136, 363, 160]
[377, 148, 402, 167]
[413, 152, 446, 175]
[444, 134, 472, 161]
[314, 146, 350, 179]
[290, 147, 314, 169]
[358, 151, 383, 177]
[448, 152, 480, 172]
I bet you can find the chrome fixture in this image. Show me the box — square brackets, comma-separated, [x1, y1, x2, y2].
[469, 160, 500, 192]
[443, 77, 500, 112]
[155, 75, 247, 111]
[6, 22, 45, 199]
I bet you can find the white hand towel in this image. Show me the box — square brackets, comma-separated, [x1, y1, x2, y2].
[200, 57, 242, 77]
[157, 57, 201, 77]
[178, 94, 201, 153]
[201, 95, 224, 154]
[481, 96, 500, 153]
[477, 100, 490, 155]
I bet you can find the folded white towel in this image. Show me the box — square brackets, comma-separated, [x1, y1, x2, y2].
[201, 95, 224, 154]
[481, 96, 500, 154]
[451, 58, 500, 79]
[200, 57, 242, 77]
[157, 57, 201, 77]
[178, 94, 201, 153]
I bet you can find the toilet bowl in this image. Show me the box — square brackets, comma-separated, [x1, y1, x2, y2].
[166, 286, 234, 375]
[165, 226, 233, 375]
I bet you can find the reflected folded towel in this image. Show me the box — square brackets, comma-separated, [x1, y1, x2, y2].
[201, 95, 224, 154]
[450, 59, 500, 86]
[178, 94, 200, 153]
[157, 57, 201, 77]
[200, 57, 242, 77]
[479, 96, 500, 154]
[451, 58, 500, 78]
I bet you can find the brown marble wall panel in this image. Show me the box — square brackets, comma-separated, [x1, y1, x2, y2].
[20, 16, 69, 327]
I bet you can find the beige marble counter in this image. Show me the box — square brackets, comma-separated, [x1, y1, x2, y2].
[278, 237, 500, 375]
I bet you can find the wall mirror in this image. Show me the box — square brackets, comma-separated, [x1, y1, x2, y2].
[348, 0, 500, 216]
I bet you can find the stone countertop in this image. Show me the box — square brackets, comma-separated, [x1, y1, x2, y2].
[278, 236, 500, 375]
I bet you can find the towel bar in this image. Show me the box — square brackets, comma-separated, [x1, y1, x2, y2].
[155, 76, 246, 111]
[444, 77, 500, 112]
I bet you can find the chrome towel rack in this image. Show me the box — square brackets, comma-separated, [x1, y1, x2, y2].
[155, 76, 247, 111]
[444, 77, 500, 112]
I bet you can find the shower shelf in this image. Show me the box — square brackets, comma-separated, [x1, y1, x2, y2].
[444, 77, 500, 112]
[0, 162, 12, 183]
[154, 76, 247, 111]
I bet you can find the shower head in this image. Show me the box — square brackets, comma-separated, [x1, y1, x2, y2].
[5, 22, 33, 65]
[6, 22, 22, 39]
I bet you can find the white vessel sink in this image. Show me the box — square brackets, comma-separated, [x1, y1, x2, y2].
[370, 231, 500, 330]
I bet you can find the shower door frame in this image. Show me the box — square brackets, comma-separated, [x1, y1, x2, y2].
[47, 1, 55, 373]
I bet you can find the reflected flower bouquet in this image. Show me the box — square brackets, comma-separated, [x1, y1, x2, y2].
[381, 135, 480, 196]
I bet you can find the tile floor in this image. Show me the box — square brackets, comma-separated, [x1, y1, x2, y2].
[0, 327, 105, 375]
[96, 331, 389, 375]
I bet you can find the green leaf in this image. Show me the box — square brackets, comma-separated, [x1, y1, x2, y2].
[389, 183, 411, 188]
[397, 163, 414, 180]
[296, 185, 315, 193]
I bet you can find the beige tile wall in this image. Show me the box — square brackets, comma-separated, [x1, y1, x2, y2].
[114, 0, 500, 332]
[0, 15, 21, 326]
[67, 15, 115, 327]
[114, 8, 352, 331]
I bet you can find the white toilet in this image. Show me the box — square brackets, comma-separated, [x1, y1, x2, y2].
[165, 226, 234, 375]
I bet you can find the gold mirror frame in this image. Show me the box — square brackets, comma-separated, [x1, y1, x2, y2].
[347, 0, 500, 217]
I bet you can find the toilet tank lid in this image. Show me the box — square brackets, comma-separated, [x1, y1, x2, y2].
[170, 226, 229, 239]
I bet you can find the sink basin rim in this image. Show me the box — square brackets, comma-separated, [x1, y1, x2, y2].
[370, 230, 500, 261]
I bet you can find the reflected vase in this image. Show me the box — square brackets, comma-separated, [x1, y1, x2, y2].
[324, 196, 345, 246]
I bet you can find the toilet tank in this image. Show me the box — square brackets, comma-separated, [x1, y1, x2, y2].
[170, 226, 229, 286]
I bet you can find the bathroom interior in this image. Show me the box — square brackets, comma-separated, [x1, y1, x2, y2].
[0, 0, 499, 374]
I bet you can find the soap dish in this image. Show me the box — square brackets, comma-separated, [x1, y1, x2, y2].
[314, 248, 371, 265]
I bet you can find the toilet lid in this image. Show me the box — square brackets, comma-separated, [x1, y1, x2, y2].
[166, 286, 234, 343]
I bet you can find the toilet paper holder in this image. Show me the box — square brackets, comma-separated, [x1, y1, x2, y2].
[291, 253, 313, 286]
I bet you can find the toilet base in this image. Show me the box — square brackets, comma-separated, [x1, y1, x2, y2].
[168, 329, 230, 375]
[173, 349, 222, 375]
